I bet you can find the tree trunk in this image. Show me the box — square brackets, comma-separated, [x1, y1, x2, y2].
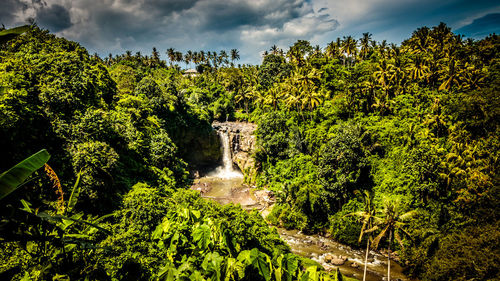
[363, 238, 370, 281]
[388, 229, 392, 281]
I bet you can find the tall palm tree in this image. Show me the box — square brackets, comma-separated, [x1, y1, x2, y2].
[166, 48, 176, 66]
[174, 51, 183, 66]
[373, 59, 394, 97]
[379, 40, 389, 59]
[219, 50, 229, 67]
[312, 45, 323, 58]
[341, 36, 357, 67]
[409, 27, 431, 55]
[438, 59, 461, 91]
[265, 86, 282, 110]
[359, 32, 372, 60]
[230, 49, 240, 66]
[186, 50, 194, 68]
[407, 55, 429, 82]
[151, 47, 160, 67]
[294, 67, 321, 115]
[461, 63, 484, 90]
[348, 191, 377, 281]
[325, 40, 339, 59]
[270, 45, 280, 55]
[211, 51, 218, 68]
[199, 50, 206, 64]
[371, 198, 416, 281]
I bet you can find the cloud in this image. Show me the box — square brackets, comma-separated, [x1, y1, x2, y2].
[36, 4, 72, 32]
[455, 13, 500, 38]
[51, 0, 338, 63]
[310, 0, 500, 44]
[1, 0, 498, 64]
[0, 0, 28, 26]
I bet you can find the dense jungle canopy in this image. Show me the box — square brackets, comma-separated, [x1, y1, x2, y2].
[0, 23, 498, 280]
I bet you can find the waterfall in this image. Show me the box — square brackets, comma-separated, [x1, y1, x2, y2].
[209, 129, 243, 179]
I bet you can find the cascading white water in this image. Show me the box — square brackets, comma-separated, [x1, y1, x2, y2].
[209, 129, 243, 179]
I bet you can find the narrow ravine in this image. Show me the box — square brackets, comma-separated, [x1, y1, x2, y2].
[191, 127, 412, 281]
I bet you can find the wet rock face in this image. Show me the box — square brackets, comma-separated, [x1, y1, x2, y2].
[212, 121, 257, 181]
[180, 127, 221, 172]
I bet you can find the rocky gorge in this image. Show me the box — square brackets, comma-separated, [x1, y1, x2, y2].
[211, 121, 258, 181]
[191, 121, 412, 281]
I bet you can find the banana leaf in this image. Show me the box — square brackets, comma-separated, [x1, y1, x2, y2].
[0, 149, 50, 200]
[0, 25, 30, 45]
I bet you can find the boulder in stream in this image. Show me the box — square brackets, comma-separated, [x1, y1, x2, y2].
[323, 254, 348, 266]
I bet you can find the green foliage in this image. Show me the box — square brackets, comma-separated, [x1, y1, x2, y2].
[255, 111, 290, 163]
[418, 223, 500, 280]
[258, 55, 292, 90]
[329, 199, 364, 245]
[317, 123, 370, 210]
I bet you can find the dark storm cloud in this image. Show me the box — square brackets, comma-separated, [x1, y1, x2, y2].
[8, 0, 496, 64]
[456, 13, 500, 38]
[36, 4, 72, 32]
[53, 0, 337, 63]
[0, 0, 28, 25]
[142, 0, 198, 15]
[185, 0, 314, 32]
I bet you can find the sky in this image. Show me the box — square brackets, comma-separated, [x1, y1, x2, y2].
[1, 0, 499, 64]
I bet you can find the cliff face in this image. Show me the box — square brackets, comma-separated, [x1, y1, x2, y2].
[212, 121, 257, 181]
[178, 126, 221, 172]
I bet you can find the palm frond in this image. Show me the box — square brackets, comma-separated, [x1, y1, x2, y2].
[371, 225, 389, 249]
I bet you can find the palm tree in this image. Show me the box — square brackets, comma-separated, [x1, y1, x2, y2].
[409, 27, 431, 55]
[199, 50, 206, 64]
[186, 50, 194, 68]
[294, 67, 321, 115]
[461, 63, 484, 90]
[265, 86, 282, 110]
[373, 59, 394, 98]
[348, 191, 377, 281]
[230, 49, 240, 66]
[270, 45, 280, 55]
[174, 51, 183, 66]
[325, 40, 339, 59]
[106, 53, 113, 66]
[211, 51, 218, 68]
[407, 55, 429, 82]
[151, 47, 160, 67]
[312, 45, 323, 58]
[359, 32, 372, 60]
[341, 36, 357, 67]
[166, 48, 176, 66]
[236, 85, 258, 115]
[379, 40, 388, 58]
[219, 50, 229, 67]
[371, 198, 416, 281]
[438, 59, 461, 91]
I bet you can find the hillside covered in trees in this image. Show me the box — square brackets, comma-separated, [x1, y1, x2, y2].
[0, 23, 498, 280]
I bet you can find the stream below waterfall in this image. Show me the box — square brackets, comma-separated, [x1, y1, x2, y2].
[191, 128, 412, 281]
